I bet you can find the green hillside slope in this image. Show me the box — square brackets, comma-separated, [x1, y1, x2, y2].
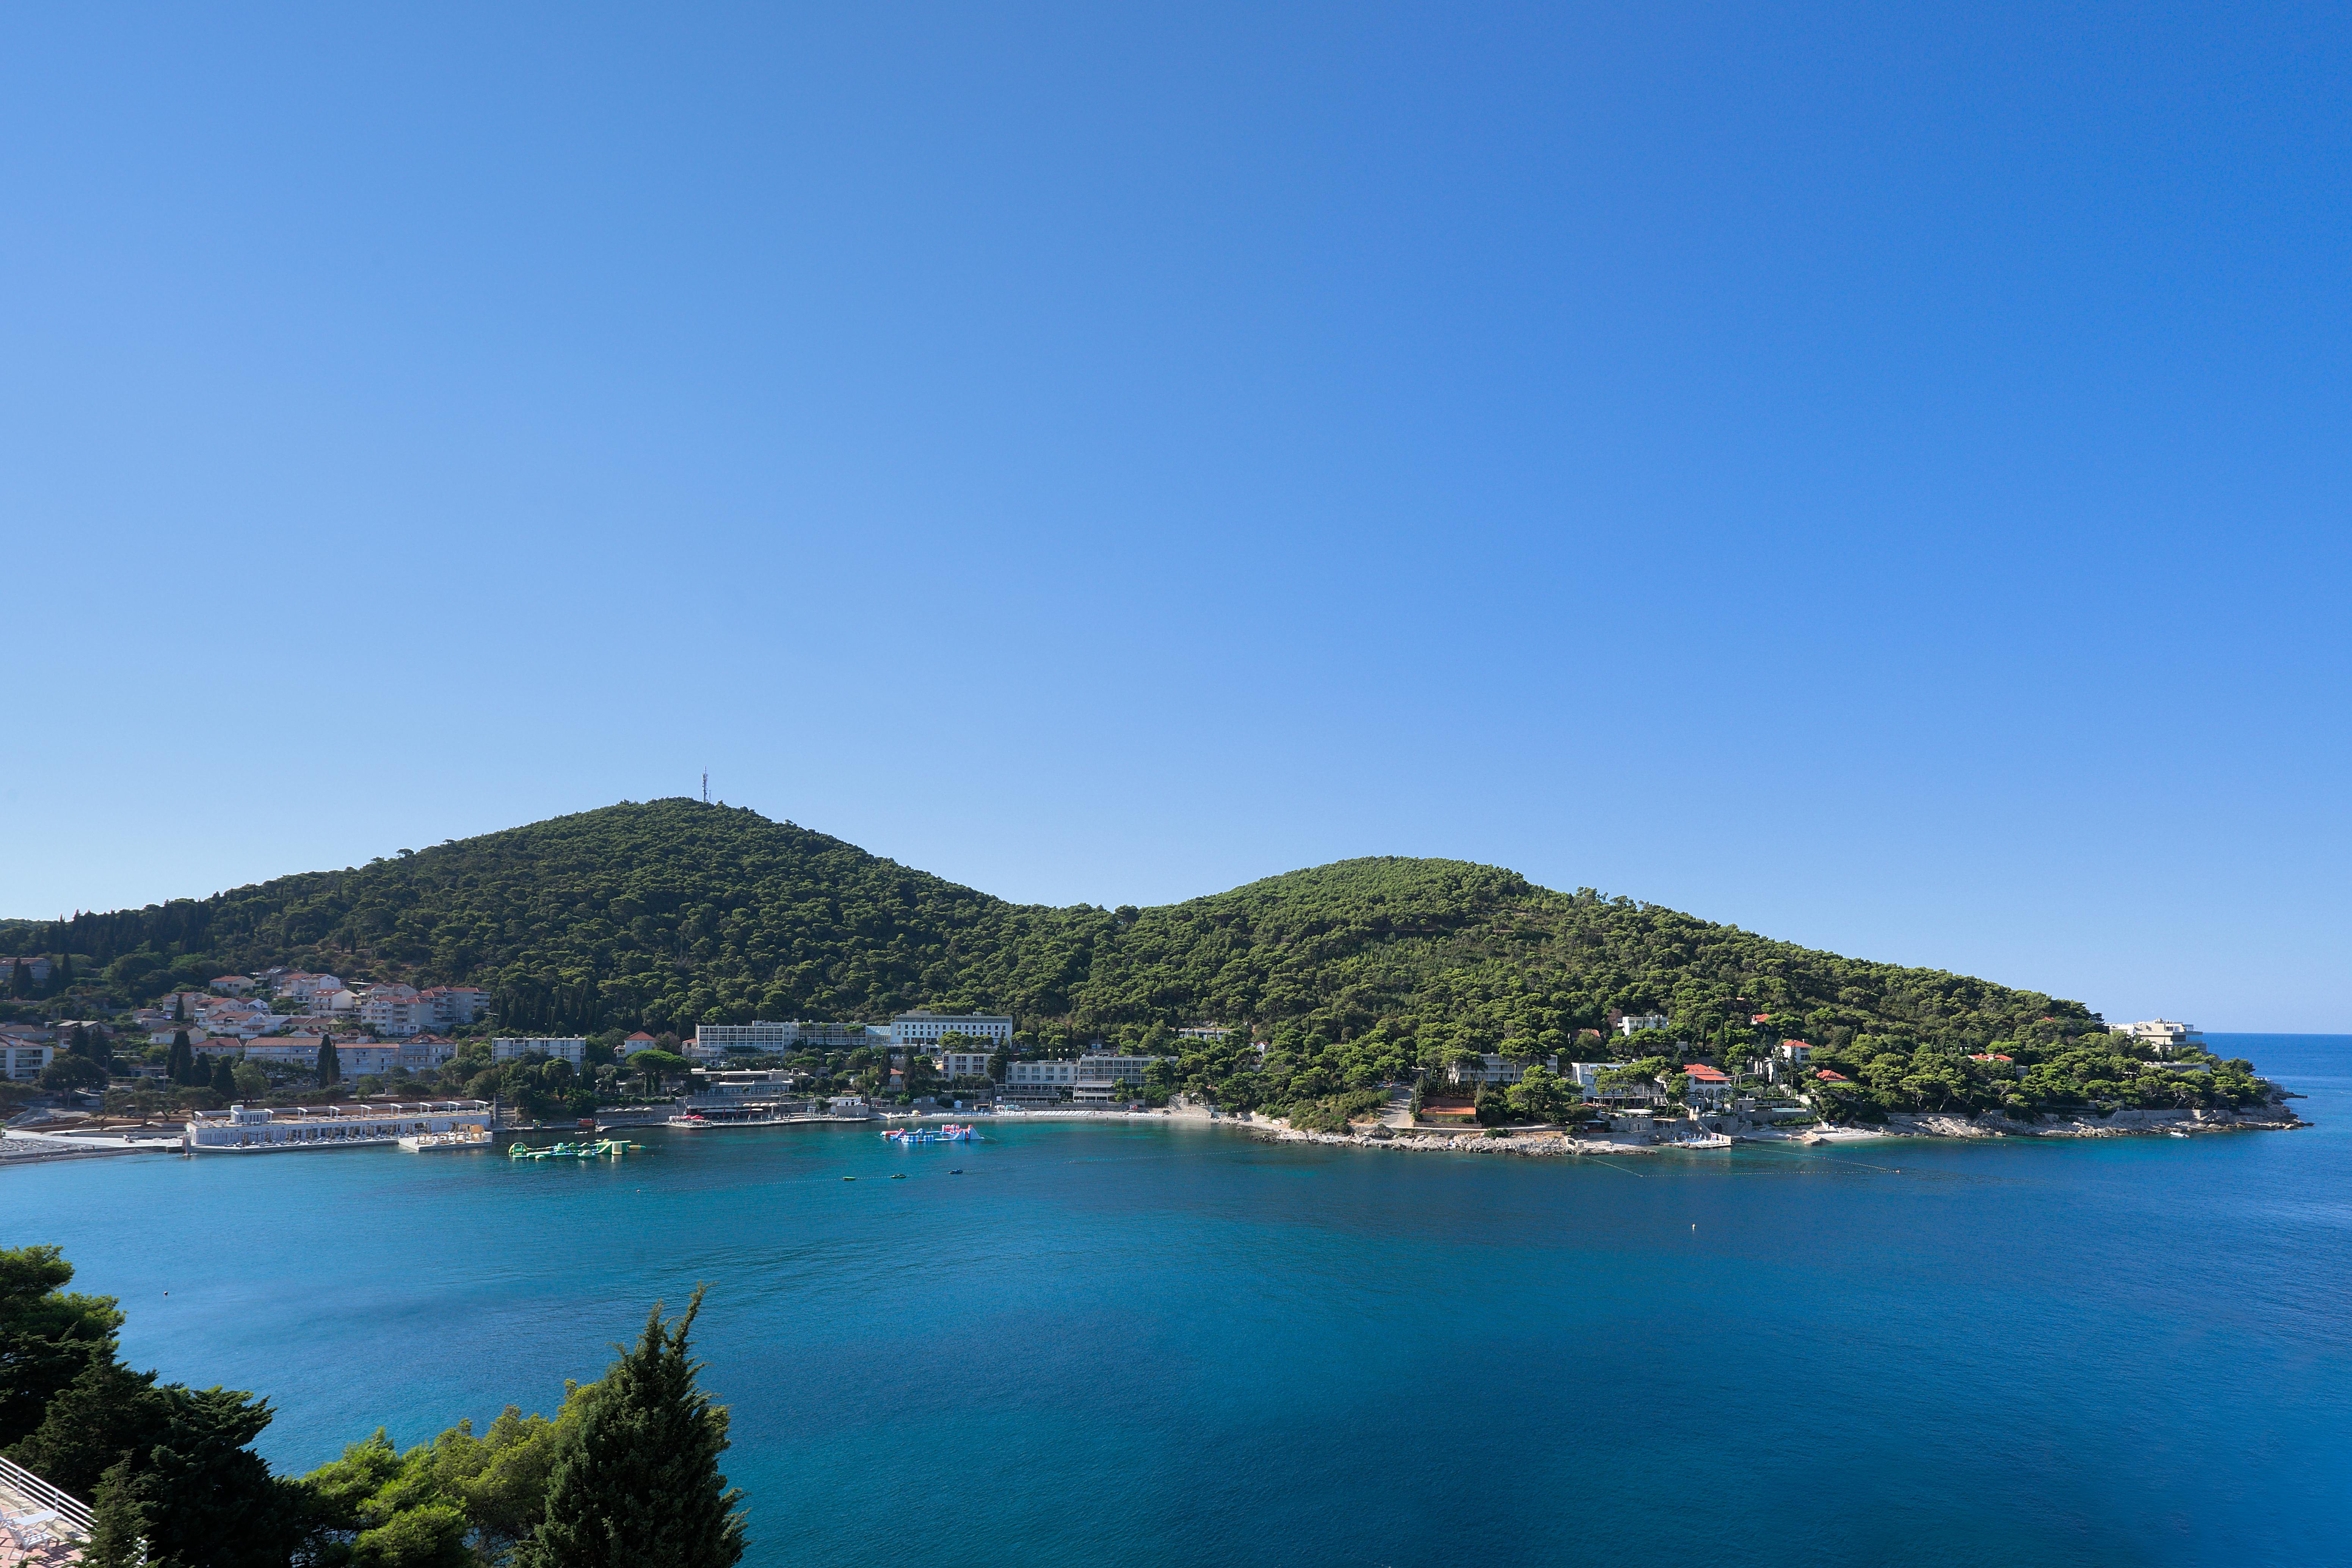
[5, 798, 2266, 1120]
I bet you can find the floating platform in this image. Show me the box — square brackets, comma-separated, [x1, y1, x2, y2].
[880, 1123, 980, 1145]
[508, 1138, 646, 1160]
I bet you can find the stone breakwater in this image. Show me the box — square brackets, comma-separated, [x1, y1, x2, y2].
[1250, 1099, 2305, 1155]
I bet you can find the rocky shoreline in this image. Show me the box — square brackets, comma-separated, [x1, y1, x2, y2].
[1244, 1099, 2307, 1156]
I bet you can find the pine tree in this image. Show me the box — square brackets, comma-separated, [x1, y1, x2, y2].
[167, 1031, 192, 1086]
[317, 1034, 340, 1085]
[516, 1289, 746, 1568]
[82, 1460, 147, 1568]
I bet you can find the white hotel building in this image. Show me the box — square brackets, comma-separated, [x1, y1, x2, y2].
[890, 1012, 1013, 1049]
[690, 1021, 887, 1058]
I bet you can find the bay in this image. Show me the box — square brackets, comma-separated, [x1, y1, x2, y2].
[15, 1032, 2351, 1567]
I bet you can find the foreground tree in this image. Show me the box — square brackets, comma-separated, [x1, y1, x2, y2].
[0, 1245, 124, 1448]
[516, 1290, 745, 1568]
[83, 1461, 147, 1568]
[317, 1033, 340, 1085]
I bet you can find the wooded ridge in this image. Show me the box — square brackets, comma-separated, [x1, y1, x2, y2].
[2, 798, 2081, 1052]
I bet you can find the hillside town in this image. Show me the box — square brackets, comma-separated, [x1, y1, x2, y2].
[0, 971, 2261, 1160]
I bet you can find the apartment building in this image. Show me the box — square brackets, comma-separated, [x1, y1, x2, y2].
[936, 1047, 999, 1081]
[417, 986, 489, 1029]
[492, 1037, 588, 1067]
[1, 1044, 53, 1082]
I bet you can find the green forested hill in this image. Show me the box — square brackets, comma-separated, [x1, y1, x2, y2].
[4, 798, 2164, 1110]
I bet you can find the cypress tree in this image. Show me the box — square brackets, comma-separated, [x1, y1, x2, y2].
[212, 1054, 238, 1097]
[168, 1031, 192, 1086]
[516, 1289, 746, 1568]
[317, 1034, 340, 1086]
[172, 993, 186, 1024]
[82, 1461, 148, 1568]
[68, 1023, 89, 1060]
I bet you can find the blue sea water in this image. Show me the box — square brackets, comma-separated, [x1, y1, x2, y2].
[15, 1033, 2352, 1567]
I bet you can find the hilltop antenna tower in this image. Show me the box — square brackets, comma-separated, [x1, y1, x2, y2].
[702, 770, 710, 805]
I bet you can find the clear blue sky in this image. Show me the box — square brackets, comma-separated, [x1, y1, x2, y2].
[3, 4, 2346, 1030]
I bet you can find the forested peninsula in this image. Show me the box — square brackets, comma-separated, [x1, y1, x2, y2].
[0, 799, 2283, 1127]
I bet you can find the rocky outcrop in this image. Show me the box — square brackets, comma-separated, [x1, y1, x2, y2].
[1242, 1097, 2307, 1154]
[1879, 1101, 2305, 1138]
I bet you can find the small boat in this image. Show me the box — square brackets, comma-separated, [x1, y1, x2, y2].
[398, 1127, 492, 1153]
[1670, 1132, 1735, 1149]
[879, 1123, 982, 1146]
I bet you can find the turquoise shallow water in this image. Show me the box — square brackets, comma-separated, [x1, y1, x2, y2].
[16, 1032, 2352, 1567]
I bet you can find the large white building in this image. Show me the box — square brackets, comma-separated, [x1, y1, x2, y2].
[334, 1041, 405, 1077]
[244, 1036, 332, 1068]
[1071, 1055, 1157, 1105]
[277, 972, 343, 1005]
[889, 1012, 1013, 1049]
[357, 985, 424, 1035]
[1, 1044, 53, 1082]
[185, 1101, 489, 1153]
[1004, 1060, 1079, 1100]
[936, 1046, 999, 1082]
[2117, 1019, 2205, 1055]
[493, 1037, 588, 1067]
[398, 1036, 459, 1073]
[1617, 1013, 1671, 1036]
[691, 1021, 887, 1057]
[418, 987, 489, 1029]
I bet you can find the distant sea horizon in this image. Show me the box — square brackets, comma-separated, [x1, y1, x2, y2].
[11, 1034, 2348, 1566]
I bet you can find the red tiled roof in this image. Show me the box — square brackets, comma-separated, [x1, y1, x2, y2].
[1814, 1068, 1848, 1081]
[1683, 1064, 1729, 1081]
